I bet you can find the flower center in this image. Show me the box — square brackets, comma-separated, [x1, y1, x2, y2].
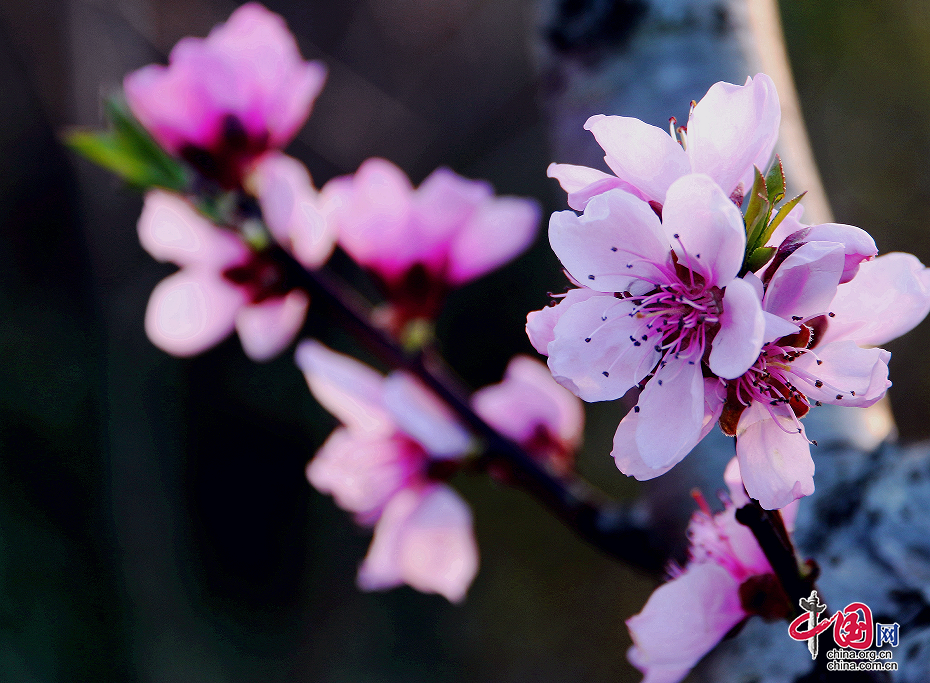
[620, 275, 722, 364]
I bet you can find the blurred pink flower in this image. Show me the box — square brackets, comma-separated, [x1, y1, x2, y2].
[323, 158, 540, 326]
[527, 174, 764, 479]
[626, 460, 791, 683]
[548, 74, 779, 211]
[125, 3, 326, 187]
[138, 190, 309, 360]
[471, 355, 583, 473]
[295, 339, 478, 602]
[719, 236, 930, 509]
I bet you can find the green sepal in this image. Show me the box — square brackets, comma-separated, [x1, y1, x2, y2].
[63, 96, 189, 192]
[765, 155, 786, 208]
[743, 245, 777, 274]
[743, 167, 770, 250]
[756, 191, 807, 250]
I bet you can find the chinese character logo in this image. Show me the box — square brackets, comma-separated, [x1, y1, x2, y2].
[876, 623, 900, 648]
[788, 592, 883, 658]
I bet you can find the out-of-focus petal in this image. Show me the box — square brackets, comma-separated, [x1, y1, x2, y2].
[472, 355, 584, 450]
[709, 277, 764, 379]
[294, 339, 392, 436]
[819, 252, 930, 347]
[447, 196, 540, 284]
[306, 428, 419, 522]
[235, 289, 308, 361]
[325, 158, 415, 281]
[549, 189, 671, 292]
[687, 73, 780, 198]
[382, 373, 471, 459]
[547, 295, 659, 402]
[250, 152, 335, 268]
[584, 115, 690, 204]
[736, 402, 815, 510]
[144, 268, 245, 357]
[661, 174, 746, 287]
[627, 562, 745, 683]
[525, 287, 600, 356]
[358, 484, 478, 603]
[763, 241, 844, 322]
[138, 190, 248, 269]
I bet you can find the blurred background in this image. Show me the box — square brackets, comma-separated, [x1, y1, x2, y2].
[0, 0, 928, 681]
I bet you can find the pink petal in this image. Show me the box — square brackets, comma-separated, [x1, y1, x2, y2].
[144, 268, 245, 357]
[584, 115, 690, 204]
[773, 223, 877, 285]
[661, 174, 746, 288]
[790, 341, 890, 407]
[763, 241, 845, 322]
[613, 377, 724, 480]
[525, 287, 600, 356]
[137, 190, 248, 269]
[472, 355, 584, 450]
[723, 456, 799, 532]
[235, 289, 309, 361]
[325, 158, 416, 282]
[548, 189, 671, 292]
[709, 277, 764, 379]
[447, 196, 541, 285]
[382, 373, 471, 458]
[250, 152, 335, 268]
[306, 428, 420, 522]
[633, 355, 707, 470]
[547, 294, 659, 402]
[686, 73, 780, 198]
[736, 402, 815, 510]
[763, 311, 800, 342]
[294, 340, 392, 436]
[547, 163, 649, 211]
[819, 252, 930, 347]
[358, 484, 479, 603]
[626, 562, 745, 683]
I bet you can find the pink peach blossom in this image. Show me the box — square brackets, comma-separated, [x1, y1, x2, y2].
[528, 174, 764, 478]
[719, 233, 930, 509]
[125, 3, 326, 187]
[323, 158, 540, 322]
[139, 190, 308, 360]
[295, 340, 478, 601]
[549, 74, 779, 211]
[626, 465, 789, 683]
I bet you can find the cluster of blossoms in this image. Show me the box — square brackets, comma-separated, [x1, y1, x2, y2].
[297, 344, 583, 600]
[528, 73, 930, 680]
[528, 73, 930, 510]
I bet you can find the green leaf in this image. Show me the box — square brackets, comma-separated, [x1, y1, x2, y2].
[63, 96, 189, 191]
[744, 246, 777, 274]
[765, 155, 786, 207]
[743, 167, 769, 249]
[757, 191, 807, 249]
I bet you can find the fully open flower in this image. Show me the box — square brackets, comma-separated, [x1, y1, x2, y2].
[125, 3, 326, 188]
[296, 339, 478, 602]
[718, 238, 930, 509]
[323, 158, 540, 327]
[626, 459, 793, 683]
[139, 190, 312, 360]
[528, 174, 764, 477]
[549, 74, 779, 211]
